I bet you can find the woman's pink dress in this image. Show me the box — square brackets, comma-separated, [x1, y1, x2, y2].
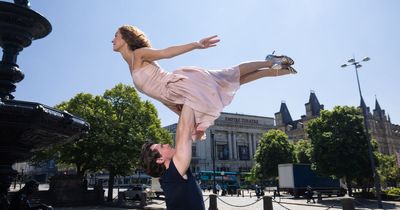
[131, 62, 240, 139]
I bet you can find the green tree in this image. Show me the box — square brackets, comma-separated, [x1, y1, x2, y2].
[100, 84, 171, 201]
[31, 84, 172, 201]
[307, 106, 373, 196]
[294, 139, 312, 164]
[252, 129, 295, 181]
[376, 153, 400, 187]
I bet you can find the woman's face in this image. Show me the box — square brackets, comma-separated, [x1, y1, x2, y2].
[112, 31, 126, 52]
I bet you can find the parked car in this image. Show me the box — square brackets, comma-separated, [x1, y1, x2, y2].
[123, 184, 155, 200]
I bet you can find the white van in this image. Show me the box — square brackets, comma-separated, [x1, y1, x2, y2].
[151, 178, 164, 197]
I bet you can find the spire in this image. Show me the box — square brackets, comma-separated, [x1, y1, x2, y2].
[375, 97, 382, 112]
[359, 97, 371, 115]
[279, 100, 293, 125]
[307, 90, 324, 116]
[304, 90, 324, 118]
[373, 96, 386, 121]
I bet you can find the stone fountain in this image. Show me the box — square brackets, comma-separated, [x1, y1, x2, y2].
[0, 0, 90, 208]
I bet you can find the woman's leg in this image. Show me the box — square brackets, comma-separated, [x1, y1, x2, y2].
[237, 54, 295, 85]
[238, 61, 274, 76]
[239, 68, 292, 85]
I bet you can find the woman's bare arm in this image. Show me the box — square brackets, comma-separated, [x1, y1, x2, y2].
[136, 35, 220, 62]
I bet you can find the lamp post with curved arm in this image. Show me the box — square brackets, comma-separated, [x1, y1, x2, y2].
[341, 56, 382, 208]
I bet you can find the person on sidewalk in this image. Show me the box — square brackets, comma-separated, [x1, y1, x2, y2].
[306, 185, 316, 204]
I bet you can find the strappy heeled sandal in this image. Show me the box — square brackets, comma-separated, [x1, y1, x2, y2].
[273, 66, 298, 76]
[265, 51, 295, 70]
[285, 66, 297, 74]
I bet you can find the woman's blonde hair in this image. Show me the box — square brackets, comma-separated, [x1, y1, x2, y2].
[118, 25, 152, 50]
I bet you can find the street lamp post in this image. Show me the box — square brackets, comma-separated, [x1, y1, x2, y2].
[341, 56, 383, 208]
[211, 131, 217, 194]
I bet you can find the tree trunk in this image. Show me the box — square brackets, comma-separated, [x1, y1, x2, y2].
[346, 177, 353, 197]
[76, 166, 85, 180]
[75, 163, 85, 179]
[107, 172, 115, 202]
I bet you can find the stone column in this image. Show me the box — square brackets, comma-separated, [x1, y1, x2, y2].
[248, 133, 254, 158]
[228, 131, 233, 160]
[232, 131, 237, 160]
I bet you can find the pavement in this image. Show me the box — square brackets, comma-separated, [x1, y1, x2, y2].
[56, 190, 400, 210]
[10, 184, 399, 209]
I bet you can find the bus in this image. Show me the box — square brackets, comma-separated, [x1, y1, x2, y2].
[198, 171, 241, 193]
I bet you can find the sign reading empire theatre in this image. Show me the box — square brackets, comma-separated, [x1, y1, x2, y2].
[224, 117, 259, 124]
[215, 112, 275, 128]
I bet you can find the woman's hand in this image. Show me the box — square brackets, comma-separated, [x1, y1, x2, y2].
[196, 35, 220, 49]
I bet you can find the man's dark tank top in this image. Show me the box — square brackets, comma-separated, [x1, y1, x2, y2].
[160, 159, 204, 210]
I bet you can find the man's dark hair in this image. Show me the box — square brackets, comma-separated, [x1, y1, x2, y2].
[140, 142, 166, 178]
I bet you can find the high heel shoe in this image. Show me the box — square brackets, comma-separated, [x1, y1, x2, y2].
[273, 66, 298, 76]
[285, 66, 297, 74]
[265, 51, 294, 70]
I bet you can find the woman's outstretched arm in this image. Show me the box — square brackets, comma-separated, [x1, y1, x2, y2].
[136, 35, 220, 62]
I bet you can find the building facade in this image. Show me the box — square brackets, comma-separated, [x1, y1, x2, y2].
[164, 112, 275, 173]
[274, 91, 400, 157]
[274, 90, 324, 142]
[165, 90, 400, 174]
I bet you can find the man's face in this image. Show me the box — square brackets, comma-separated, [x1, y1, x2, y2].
[150, 144, 175, 164]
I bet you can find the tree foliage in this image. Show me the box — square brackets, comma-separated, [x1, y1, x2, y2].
[306, 106, 373, 194]
[376, 153, 400, 187]
[252, 129, 294, 180]
[294, 139, 312, 164]
[31, 84, 172, 193]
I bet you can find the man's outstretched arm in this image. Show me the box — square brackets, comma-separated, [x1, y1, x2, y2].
[173, 104, 195, 177]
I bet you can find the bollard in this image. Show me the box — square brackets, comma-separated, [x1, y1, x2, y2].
[263, 196, 273, 210]
[117, 192, 124, 203]
[341, 198, 355, 210]
[317, 192, 322, 203]
[208, 194, 218, 210]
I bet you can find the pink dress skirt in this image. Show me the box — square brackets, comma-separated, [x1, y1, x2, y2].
[131, 62, 240, 140]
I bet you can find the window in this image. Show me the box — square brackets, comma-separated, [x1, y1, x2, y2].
[217, 144, 229, 160]
[238, 145, 249, 160]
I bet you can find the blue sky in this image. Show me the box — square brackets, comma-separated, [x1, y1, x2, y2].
[9, 0, 400, 126]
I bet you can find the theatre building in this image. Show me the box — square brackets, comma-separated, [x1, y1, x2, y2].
[164, 112, 275, 173]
